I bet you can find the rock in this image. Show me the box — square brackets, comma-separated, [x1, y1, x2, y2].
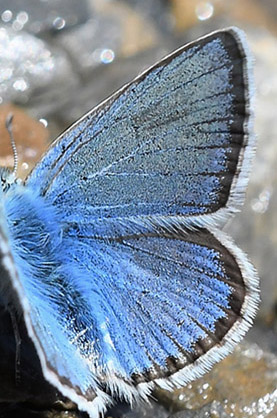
[168, 403, 225, 418]
[106, 401, 168, 418]
[155, 343, 277, 418]
[227, 28, 277, 324]
[0, 27, 78, 109]
[56, 0, 160, 78]
[0, 0, 91, 34]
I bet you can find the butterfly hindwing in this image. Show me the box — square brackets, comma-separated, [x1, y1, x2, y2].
[1, 211, 258, 399]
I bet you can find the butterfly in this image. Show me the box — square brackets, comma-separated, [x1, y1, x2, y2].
[0, 27, 259, 417]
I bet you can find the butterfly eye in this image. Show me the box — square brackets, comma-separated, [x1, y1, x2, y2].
[0, 169, 17, 192]
[5, 172, 16, 186]
[1, 175, 6, 190]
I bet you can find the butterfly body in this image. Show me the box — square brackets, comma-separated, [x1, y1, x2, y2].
[0, 27, 259, 417]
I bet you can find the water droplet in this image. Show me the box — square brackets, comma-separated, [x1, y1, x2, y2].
[21, 162, 29, 171]
[251, 188, 271, 213]
[16, 11, 29, 25]
[92, 48, 115, 65]
[53, 17, 66, 30]
[12, 20, 24, 31]
[39, 118, 48, 128]
[100, 48, 115, 64]
[1, 10, 12, 23]
[196, 2, 214, 21]
[13, 78, 28, 92]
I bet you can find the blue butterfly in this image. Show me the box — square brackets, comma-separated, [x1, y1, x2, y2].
[0, 27, 259, 417]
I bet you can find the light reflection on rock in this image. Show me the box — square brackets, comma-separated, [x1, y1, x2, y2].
[0, 27, 77, 106]
[0, 0, 91, 34]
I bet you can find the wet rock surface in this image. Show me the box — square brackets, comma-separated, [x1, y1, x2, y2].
[155, 343, 277, 418]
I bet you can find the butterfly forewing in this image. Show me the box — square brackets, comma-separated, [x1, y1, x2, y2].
[26, 28, 252, 235]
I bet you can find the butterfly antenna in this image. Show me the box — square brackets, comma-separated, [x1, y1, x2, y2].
[5, 113, 18, 178]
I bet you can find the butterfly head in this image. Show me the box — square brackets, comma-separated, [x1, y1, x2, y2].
[0, 168, 17, 192]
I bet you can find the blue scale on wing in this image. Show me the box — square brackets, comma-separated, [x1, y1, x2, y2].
[51, 229, 235, 378]
[26, 36, 242, 238]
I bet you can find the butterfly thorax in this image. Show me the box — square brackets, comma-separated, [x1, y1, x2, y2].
[2, 183, 102, 369]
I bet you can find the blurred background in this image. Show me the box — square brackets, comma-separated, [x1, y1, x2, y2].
[0, 1, 277, 417]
